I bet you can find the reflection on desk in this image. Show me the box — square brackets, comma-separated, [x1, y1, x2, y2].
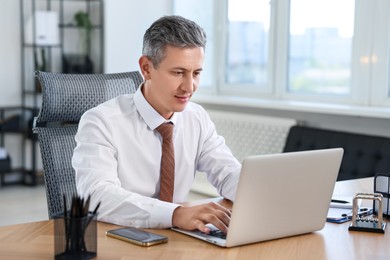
[0, 178, 389, 259]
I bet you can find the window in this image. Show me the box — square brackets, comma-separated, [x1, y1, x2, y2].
[288, 0, 354, 96]
[174, 0, 390, 108]
[226, 0, 270, 88]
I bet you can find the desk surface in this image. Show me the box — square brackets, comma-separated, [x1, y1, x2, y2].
[0, 178, 389, 260]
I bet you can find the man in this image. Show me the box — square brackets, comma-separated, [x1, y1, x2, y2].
[72, 15, 241, 234]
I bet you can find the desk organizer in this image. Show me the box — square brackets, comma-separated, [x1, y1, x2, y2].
[348, 193, 386, 234]
[54, 212, 97, 260]
[374, 172, 390, 216]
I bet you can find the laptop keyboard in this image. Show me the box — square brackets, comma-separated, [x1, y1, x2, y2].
[208, 229, 227, 239]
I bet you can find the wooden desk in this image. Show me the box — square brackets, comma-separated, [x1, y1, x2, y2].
[0, 179, 389, 259]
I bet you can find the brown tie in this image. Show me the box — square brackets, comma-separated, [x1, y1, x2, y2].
[156, 123, 175, 202]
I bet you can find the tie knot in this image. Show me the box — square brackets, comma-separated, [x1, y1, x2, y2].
[156, 123, 174, 140]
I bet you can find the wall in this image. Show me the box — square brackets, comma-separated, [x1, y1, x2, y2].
[104, 0, 173, 73]
[0, 1, 22, 106]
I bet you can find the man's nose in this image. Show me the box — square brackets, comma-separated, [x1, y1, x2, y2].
[182, 75, 195, 93]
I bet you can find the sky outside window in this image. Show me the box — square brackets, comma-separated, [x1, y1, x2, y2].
[226, 0, 270, 86]
[288, 0, 355, 95]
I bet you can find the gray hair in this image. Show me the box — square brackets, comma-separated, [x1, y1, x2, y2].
[142, 15, 207, 68]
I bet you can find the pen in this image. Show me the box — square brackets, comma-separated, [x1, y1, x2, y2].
[331, 199, 350, 204]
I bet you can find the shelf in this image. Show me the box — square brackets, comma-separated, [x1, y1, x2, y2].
[0, 108, 23, 133]
[0, 106, 38, 185]
[23, 90, 42, 95]
[22, 43, 62, 48]
[18, 0, 104, 187]
[0, 108, 36, 136]
[0, 157, 11, 174]
[0, 167, 44, 186]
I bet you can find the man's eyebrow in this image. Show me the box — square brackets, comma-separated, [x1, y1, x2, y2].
[171, 67, 203, 71]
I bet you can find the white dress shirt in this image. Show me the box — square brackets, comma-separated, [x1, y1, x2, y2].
[72, 85, 241, 228]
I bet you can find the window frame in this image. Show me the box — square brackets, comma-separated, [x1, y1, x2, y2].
[217, 0, 275, 97]
[370, 0, 390, 107]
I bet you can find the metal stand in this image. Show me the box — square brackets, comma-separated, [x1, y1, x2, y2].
[348, 193, 386, 234]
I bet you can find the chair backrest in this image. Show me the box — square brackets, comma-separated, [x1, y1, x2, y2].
[283, 125, 390, 181]
[33, 71, 143, 219]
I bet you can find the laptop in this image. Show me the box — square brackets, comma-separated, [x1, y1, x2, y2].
[172, 148, 344, 247]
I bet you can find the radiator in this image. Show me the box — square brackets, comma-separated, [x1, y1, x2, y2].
[190, 110, 297, 197]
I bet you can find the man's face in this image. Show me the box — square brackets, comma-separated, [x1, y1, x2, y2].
[139, 45, 205, 119]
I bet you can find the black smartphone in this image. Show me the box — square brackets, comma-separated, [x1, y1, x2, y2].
[106, 227, 168, 247]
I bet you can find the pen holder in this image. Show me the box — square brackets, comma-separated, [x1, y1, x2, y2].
[373, 172, 390, 216]
[54, 212, 97, 260]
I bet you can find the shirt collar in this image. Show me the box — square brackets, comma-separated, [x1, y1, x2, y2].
[133, 83, 177, 130]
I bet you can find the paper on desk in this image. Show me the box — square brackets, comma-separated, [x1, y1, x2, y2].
[327, 194, 359, 223]
[330, 194, 361, 209]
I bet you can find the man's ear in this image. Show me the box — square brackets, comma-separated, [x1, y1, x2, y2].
[139, 56, 152, 80]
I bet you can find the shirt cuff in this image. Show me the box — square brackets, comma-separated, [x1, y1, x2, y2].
[149, 201, 181, 228]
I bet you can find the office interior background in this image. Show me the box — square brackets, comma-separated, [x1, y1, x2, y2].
[1, 0, 390, 224]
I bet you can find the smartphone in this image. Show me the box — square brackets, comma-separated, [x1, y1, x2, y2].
[106, 227, 168, 247]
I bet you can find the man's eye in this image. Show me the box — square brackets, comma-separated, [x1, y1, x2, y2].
[173, 71, 183, 75]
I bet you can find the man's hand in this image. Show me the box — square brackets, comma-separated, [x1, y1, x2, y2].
[172, 202, 231, 234]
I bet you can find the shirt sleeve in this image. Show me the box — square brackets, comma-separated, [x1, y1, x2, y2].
[72, 108, 179, 228]
[196, 109, 242, 201]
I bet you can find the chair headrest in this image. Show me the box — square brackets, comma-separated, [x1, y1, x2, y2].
[34, 71, 143, 125]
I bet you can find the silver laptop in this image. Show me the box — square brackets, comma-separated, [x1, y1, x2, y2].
[172, 148, 344, 247]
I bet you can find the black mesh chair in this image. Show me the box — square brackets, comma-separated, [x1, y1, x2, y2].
[283, 125, 390, 181]
[33, 71, 143, 219]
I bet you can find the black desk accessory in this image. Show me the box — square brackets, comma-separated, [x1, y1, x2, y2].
[348, 193, 386, 234]
[54, 194, 100, 260]
[374, 172, 390, 216]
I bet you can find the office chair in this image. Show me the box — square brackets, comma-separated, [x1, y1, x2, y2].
[33, 71, 143, 219]
[283, 125, 390, 181]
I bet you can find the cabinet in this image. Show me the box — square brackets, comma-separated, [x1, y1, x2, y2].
[15, 0, 104, 185]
